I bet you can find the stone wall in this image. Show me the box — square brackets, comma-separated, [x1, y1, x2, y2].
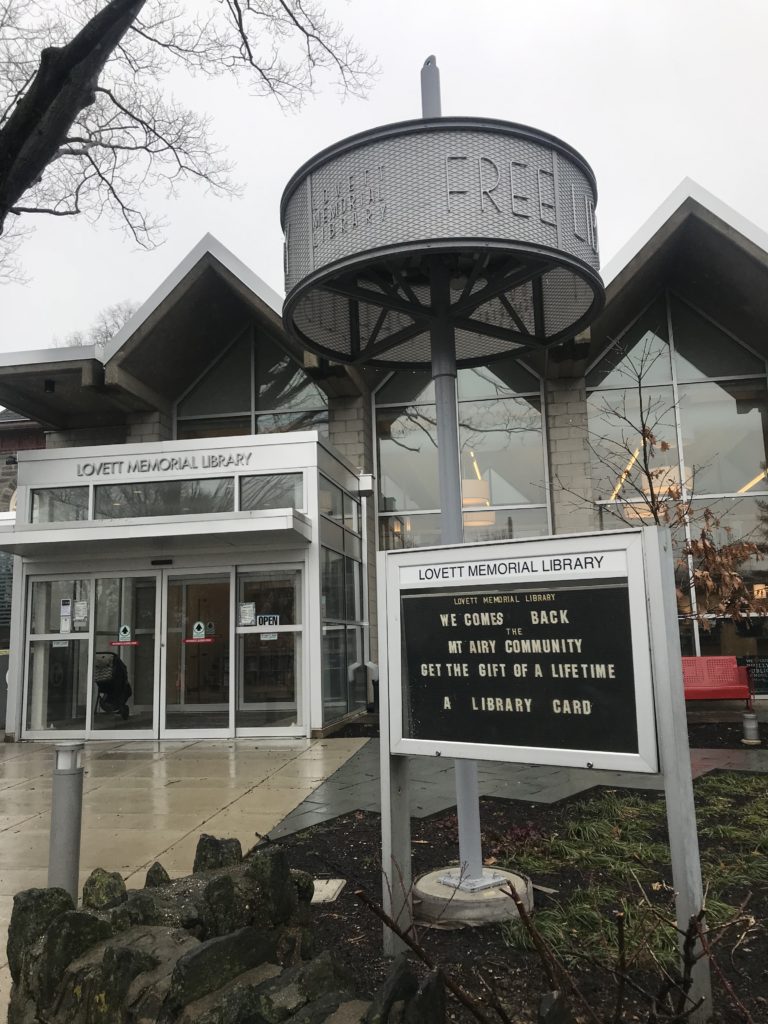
[126, 411, 174, 443]
[6, 834, 443, 1024]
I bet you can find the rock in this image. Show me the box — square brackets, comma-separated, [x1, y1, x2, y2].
[276, 925, 315, 966]
[99, 942, 161, 1012]
[82, 867, 127, 910]
[283, 992, 348, 1023]
[32, 910, 113, 1007]
[111, 892, 162, 931]
[200, 873, 256, 937]
[245, 847, 298, 924]
[249, 951, 353, 1024]
[365, 954, 419, 1024]
[538, 990, 576, 1024]
[166, 925, 281, 1010]
[6, 887, 74, 983]
[193, 834, 243, 873]
[176, 963, 284, 1024]
[291, 869, 315, 904]
[145, 862, 171, 888]
[404, 972, 445, 1024]
[325, 999, 371, 1024]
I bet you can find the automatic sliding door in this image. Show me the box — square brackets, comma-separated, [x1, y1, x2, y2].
[90, 577, 157, 733]
[164, 575, 231, 732]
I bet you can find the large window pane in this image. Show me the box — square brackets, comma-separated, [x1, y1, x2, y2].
[458, 359, 539, 400]
[255, 336, 328, 412]
[241, 474, 302, 512]
[239, 571, 300, 626]
[31, 487, 88, 523]
[671, 297, 763, 382]
[377, 405, 439, 511]
[237, 633, 299, 728]
[678, 381, 768, 495]
[26, 639, 88, 731]
[95, 478, 234, 518]
[176, 417, 252, 440]
[255, 410, 328, 436]
[177, 333, 252, 417]
[379, 507, 549, 550]
[460, 396, 544, 504]
[588, 386, 678, 503]
[586, 297, 671, 388]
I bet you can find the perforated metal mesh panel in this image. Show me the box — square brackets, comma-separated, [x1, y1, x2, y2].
[281, 118, 604, 368]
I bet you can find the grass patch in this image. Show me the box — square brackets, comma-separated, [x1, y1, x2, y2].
[494, 773, 768, 967]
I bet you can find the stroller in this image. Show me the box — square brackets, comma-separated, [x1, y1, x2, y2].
[93, 652, 132, 721]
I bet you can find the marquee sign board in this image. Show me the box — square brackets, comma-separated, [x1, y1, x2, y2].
[381, 530, 659, 774]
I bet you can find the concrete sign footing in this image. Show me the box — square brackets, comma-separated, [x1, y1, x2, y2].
[413, 867, 533, 927]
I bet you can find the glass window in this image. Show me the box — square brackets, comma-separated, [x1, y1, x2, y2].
[671, 297, 764, 382]
[176, 417, 252, 440]
[239, 571, 301, 626]
[677, 380, 768, 495]
[241, 474, 302, 512]
[319, 479, 343, 521]
[177, 333, 252, 417]
[344, 557, 361, 622]
[255, 336, 328, 412]
[379, 506, 549, 550]
[376, 371, 435, 405]
[458, 359, 539, 399]
[26, 639, 88, 731]
[30, 487, 89, 524]
[586, 297, 671, 389]
[321, 624, 347, 725]
[255, 410, 328, 436]
[587, 386, 678, 503]
[377, 405, 439, 511]
[343, 494, 360, 534]
[30, 579, 90, 635]
[94, 478, 234, 519]
[321, 548, 345, 620]
[460, 396, 545, 505]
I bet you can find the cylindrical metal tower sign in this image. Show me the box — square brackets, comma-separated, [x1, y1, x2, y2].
[281, 117, 603, 368]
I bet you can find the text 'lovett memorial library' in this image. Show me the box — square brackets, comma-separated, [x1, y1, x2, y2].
[1, 180, 768, 742]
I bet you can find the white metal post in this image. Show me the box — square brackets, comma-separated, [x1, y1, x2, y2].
[644, 527, 711, 1022]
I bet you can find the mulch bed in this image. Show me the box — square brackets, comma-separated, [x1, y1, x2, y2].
[279, 717, 768, 1022]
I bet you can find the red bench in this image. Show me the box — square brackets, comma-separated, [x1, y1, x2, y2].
[682, 656, 753, 709]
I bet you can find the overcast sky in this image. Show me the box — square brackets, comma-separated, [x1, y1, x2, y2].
[1, 0, 767, 354]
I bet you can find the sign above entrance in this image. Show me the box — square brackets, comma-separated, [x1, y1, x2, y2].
[75, 450, 255, 479]
[381, 531, 659, 774]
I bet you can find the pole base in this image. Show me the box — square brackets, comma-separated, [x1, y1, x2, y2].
[438, 868, 507, 893]
[413, 867, 533, 928]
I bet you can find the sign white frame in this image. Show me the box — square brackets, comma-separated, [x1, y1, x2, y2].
[382, 529, 659, 774]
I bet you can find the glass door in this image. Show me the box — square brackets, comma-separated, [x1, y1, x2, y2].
[90, 576, 158, 736]
[162, 573, 231, 734]
[236, 569, 302, 732]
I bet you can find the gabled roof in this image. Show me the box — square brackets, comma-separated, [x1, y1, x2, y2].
[587, 179, 768, 363]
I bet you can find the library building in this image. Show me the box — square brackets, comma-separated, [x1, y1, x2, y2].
[1, 181, 768, 742]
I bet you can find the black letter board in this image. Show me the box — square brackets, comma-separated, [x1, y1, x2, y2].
[401, 582, 639, 754]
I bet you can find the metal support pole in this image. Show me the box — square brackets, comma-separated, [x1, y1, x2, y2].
[645, 528, 711, 1023]
[420, 56, 441, 117]
[429, 257, 485, 887]
[48, 742, 84, 901]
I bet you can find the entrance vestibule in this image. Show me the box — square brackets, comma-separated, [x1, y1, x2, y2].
[23, 565, 304, 739]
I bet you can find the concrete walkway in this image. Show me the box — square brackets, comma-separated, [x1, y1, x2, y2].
[271, 741, 768, 837]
